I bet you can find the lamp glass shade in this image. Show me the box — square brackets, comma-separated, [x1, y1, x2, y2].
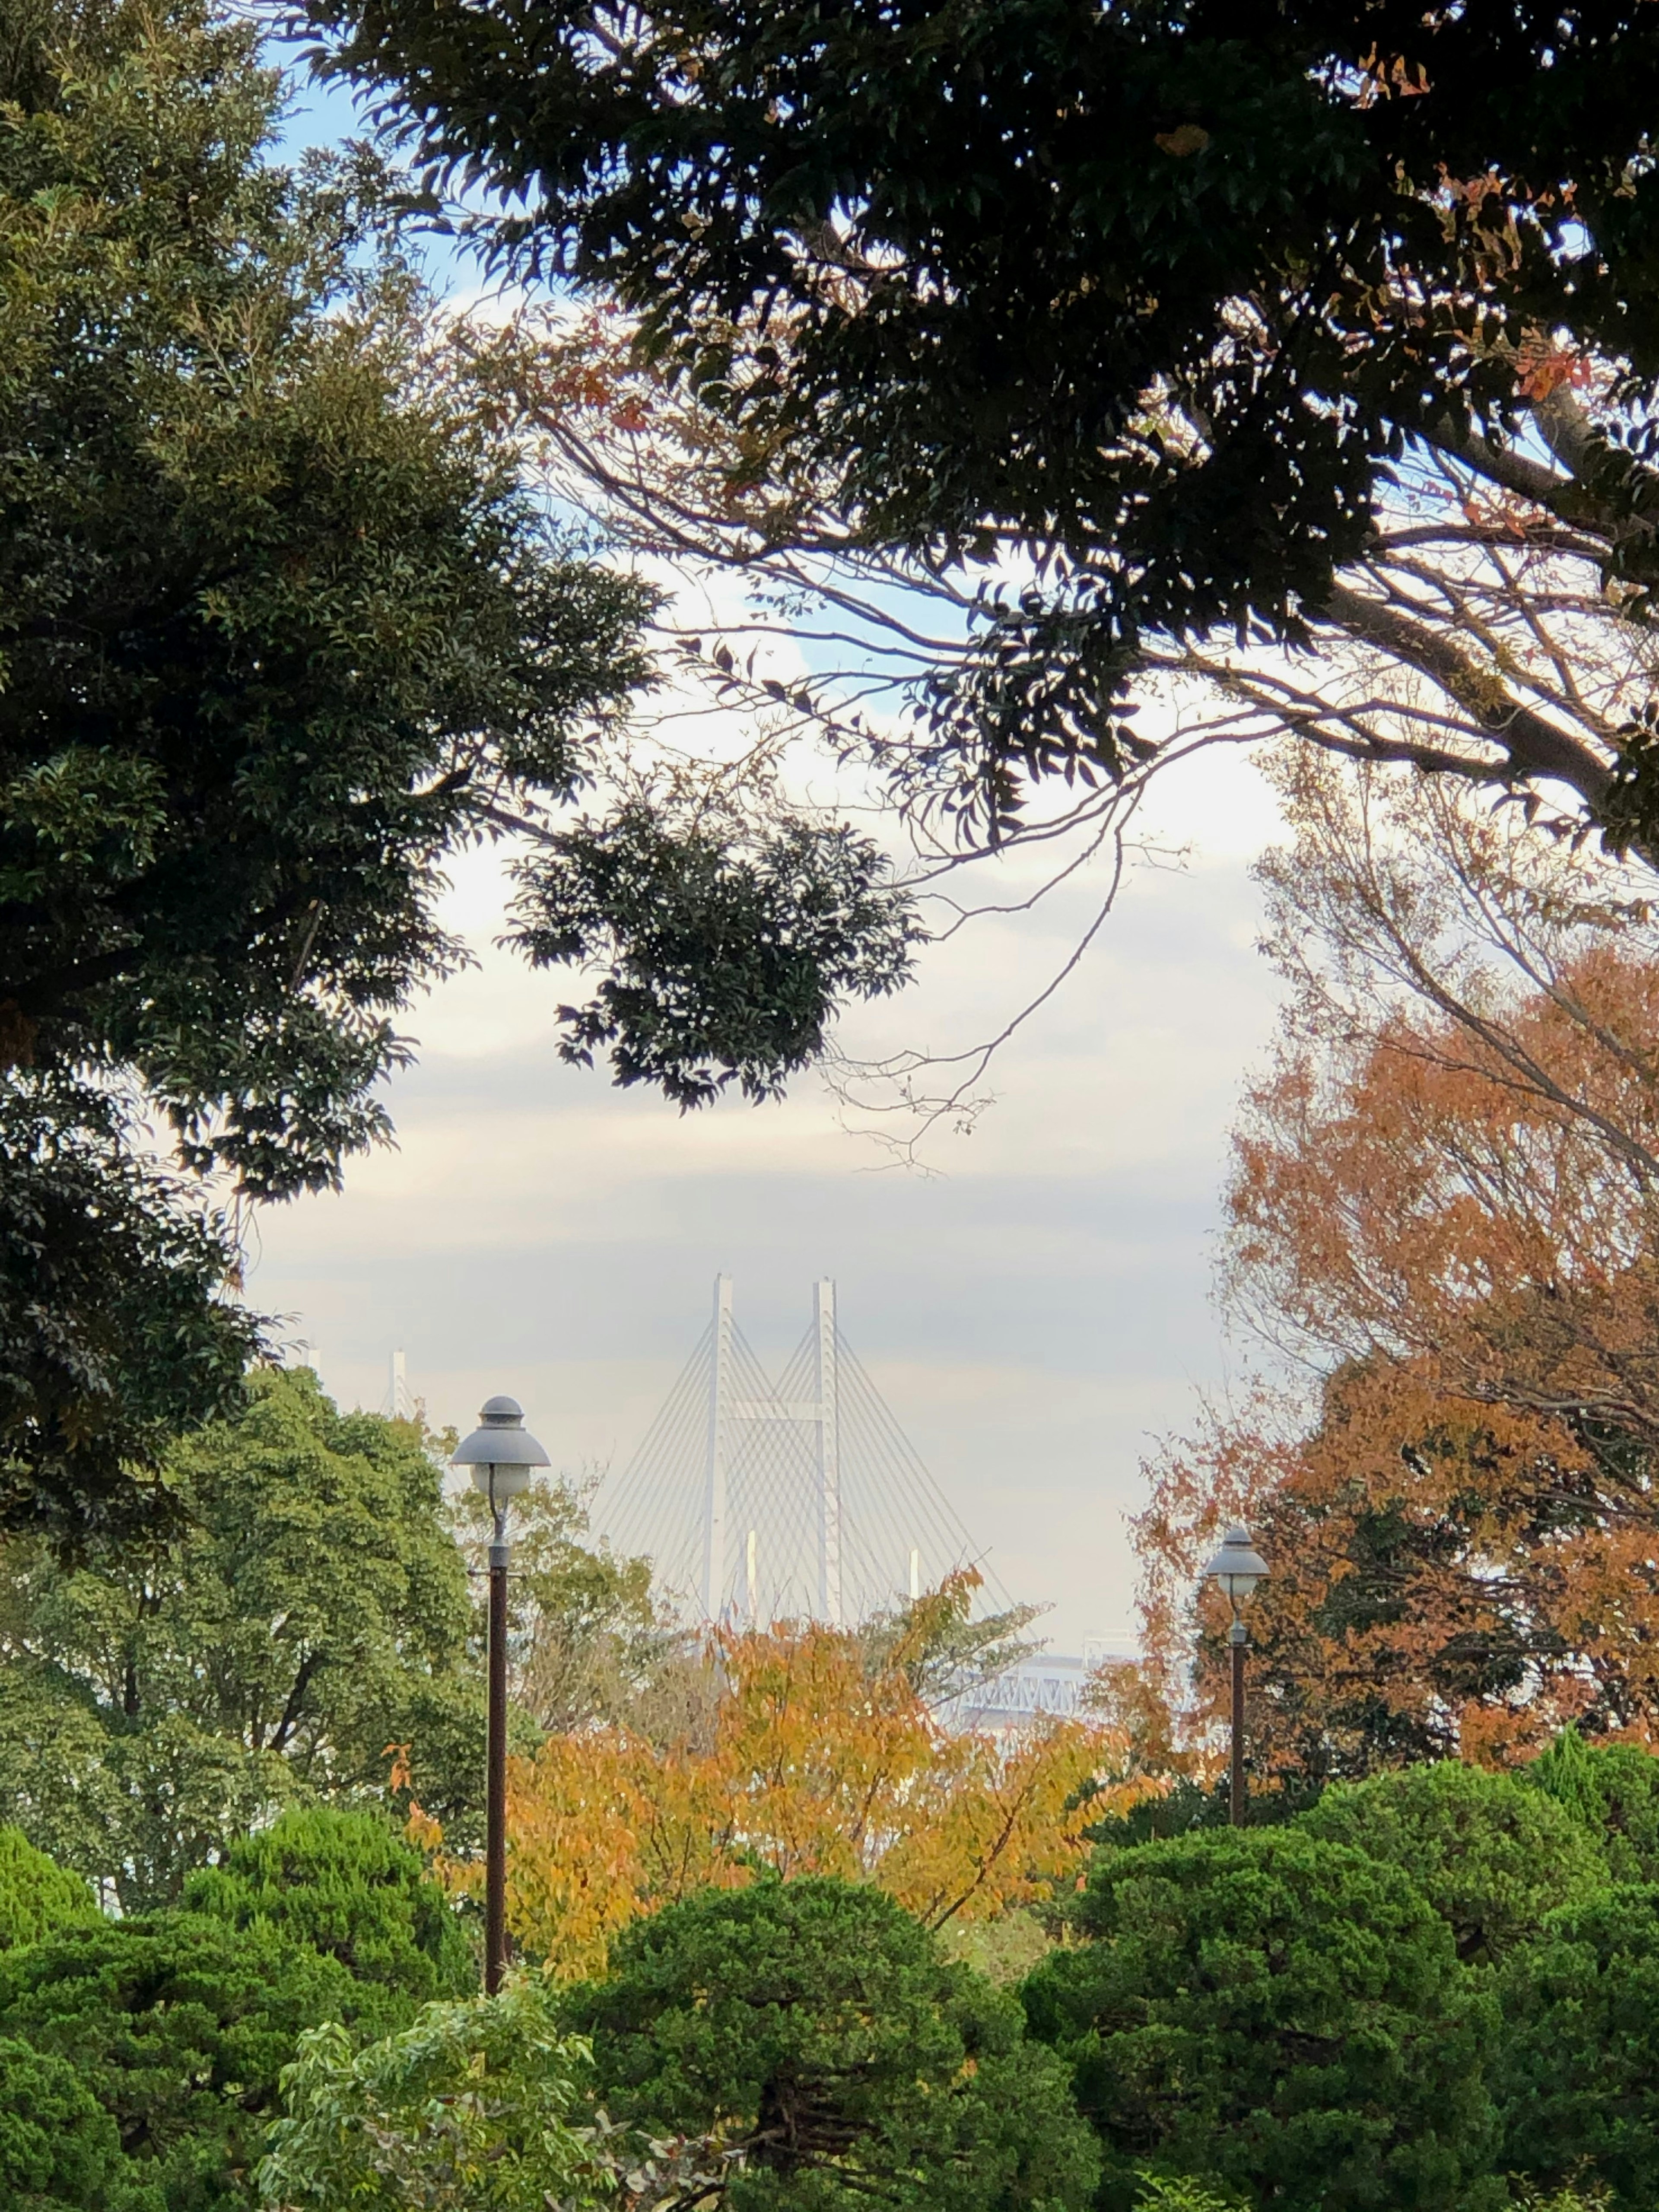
[451, 1395, 550, 1499]
[1202, 1522, 1269, 1605]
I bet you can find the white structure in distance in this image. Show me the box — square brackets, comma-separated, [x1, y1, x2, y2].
[594, 1275, 1012, 1630]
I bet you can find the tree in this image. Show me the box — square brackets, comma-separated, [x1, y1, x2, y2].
[1135, 759, 1659, 1766]
[0, 1368, 480, 1910]
[301, 0, 1659, 889]
[0, 1076, 259, 1546]
[572, 1878, 1100, 2212]
[0, 0, 917, 1534]
[1294, 1761, 1608, 1965]
[1493, 1885, 1659, 2208]
[0, 1827, 97, 1954]
[182, 1808, 473, 2005]
[257, 1974, 714, 2212]
[416, 1605, 1132, 1979]
[0, 1912, 387, 2210]
[1023, 1827, 1499, 2212]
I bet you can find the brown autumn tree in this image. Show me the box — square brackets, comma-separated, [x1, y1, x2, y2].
[1138, 755, 1659, 1775]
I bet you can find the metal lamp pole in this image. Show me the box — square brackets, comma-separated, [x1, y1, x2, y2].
[451, 1395, 549, 1993]
[1201, 1523, 1269, 1827]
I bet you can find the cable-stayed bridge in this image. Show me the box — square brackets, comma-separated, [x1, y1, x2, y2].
[591, 1276, 1004, 1627]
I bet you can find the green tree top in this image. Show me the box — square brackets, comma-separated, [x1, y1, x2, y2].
[305, 0, 1659, 837]
[0, 1826, 97, 1952]
[182, 1806, 472, 2003]
[1023, 1827, 1498, 2212]
[572, 1877, 1100, 2212]
[1295, 1760, 1609, 1964]
[1528, 1730, 1659, 1885]
[0, 0, 651, 1193]
[0, 1369, 480, 1910]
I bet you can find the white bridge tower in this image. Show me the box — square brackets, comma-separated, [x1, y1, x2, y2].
[596, 1275, 1000, 1627]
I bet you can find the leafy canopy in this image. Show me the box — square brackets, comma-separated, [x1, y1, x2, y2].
[0, 1826, 97, 1954]
[257, 1977, 604, 2212]
[181, 1807, 473, 2005]
[0, 0, 650, 1188]
[1494, 1884, 1659, 2208]
[0, 1912, 390, 2212]
[308, 0, 1659, 839]
[0, 1368, 480, 1911]
[1294, 1760, 1609, 1965]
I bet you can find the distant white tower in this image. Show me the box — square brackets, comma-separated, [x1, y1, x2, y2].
[385, 1348, 414, 1421]
[595, 1277, 1001, 1627]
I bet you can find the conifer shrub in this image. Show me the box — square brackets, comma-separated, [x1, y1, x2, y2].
[0, 1913, 388, 2209]
[0, 1825, 99, 1952]
[1494, 1883, 1659, 2206]
[1023, 1827, 1500, 2212]
[572, 1876, 1100, 2212]
[1294, 1759, 1608, 1963]
[182, 1805, 472, 2001]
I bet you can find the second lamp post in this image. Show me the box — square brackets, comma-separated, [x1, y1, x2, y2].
[1202, 1522, 1269, 1825]
[451, 1394, 549, 1994]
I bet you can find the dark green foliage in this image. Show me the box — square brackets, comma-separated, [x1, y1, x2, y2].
[0, 1913, 391, 2211]
[1494, 1885, 1659, 2206]
[1084, 1773, 1322, 1850]
[182, 1806, 472, 2001]
[0, 1825, 97, 1952]
[0, 1369, 481, 1910]
[573, 1877, 1100, 2212]
[0, 0, 664, 1536]
[0, 0, 649, 1181]
[0, 1077, 258, 1546]
[1294, 1761, 1608, 1965]
[308, 0, 1659, 828]
[1023, 1827, 1498, 2212]
[509, 804, 920, 1107]
[0, 2035, 127, 2212]
[1528, 1729, 1659, 1883]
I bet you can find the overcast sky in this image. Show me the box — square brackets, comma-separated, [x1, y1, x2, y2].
[251, 53, 1293, 1656]
[247, 747, 1287, 1654]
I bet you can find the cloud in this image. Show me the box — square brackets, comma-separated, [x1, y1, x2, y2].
[248, 745, 1285, 1651]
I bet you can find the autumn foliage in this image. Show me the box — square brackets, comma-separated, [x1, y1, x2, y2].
[420, 1604, 1135, 1979]
[1138, 758, 1659, 1775]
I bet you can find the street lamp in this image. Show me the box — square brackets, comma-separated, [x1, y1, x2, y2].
[1202, 1522, 1269, 1826]
[452, 1395, 549, 1993]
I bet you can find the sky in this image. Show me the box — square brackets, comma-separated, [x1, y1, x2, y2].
[249, 48, 1294, 1658]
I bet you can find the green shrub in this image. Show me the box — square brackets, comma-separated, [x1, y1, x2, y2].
[0, 1826, 99, 1952]
[1494, 1884, 1659, 2206]
[1527, 1730, 1659, 1884]
[1023, 1827, 1499, 2212]
[1294, 1760, 1607, 1963]
[0, 1913, 393, 2210]
[573, 1876, 1100, 2212]
[0, 2034, 128, 2211]
[182, 1806, 472, 2001]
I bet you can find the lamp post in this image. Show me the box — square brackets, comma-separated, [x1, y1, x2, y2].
[451, 1395, 549, 1993]
[1201, 1522, 1269, 1826]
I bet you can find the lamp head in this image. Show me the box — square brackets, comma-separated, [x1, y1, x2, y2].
[451, 1395, 550, 1502]
[1202, 1522, 1269, 1612]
